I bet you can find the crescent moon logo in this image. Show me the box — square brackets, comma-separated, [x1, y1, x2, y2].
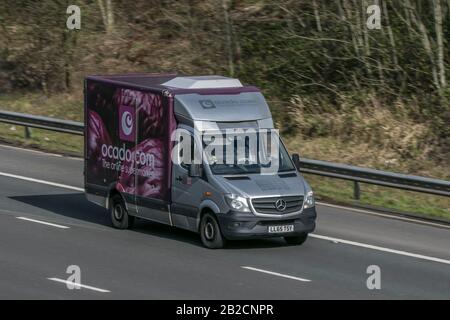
[199, 99, 216, 109]
[121, 111, 133, 136]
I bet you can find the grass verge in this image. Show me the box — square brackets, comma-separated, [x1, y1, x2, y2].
[304, 174, 450, 221]
[0, 124, 83, 157]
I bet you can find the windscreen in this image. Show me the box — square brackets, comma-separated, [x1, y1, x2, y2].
[204, 130, 294, 175]
[173, 128, 295, 175]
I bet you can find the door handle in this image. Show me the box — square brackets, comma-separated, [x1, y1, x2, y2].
[176, 176, 183, 182]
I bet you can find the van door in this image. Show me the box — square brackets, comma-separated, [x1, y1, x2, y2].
[171, 131, 209, 231]
[134, 92, 171, 224]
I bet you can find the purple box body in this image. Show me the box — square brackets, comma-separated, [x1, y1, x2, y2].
[84, 74, 177, 202]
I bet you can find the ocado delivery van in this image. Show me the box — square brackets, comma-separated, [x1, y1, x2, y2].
[84, 74, 316, 248]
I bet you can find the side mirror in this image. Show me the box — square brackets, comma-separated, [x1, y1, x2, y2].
[188, 163, 202, 177]
[292, 153, 301, 171]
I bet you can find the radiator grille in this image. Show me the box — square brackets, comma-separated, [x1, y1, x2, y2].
[251, 195, 304, 214]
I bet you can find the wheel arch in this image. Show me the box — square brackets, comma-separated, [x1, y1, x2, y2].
[106, 184, 128, 211]
[197, 199, 220, 230]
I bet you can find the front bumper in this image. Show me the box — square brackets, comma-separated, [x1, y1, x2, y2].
[217, 207, 317, 240]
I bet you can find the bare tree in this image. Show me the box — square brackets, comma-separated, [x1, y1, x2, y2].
[434, 0, 446, 90]
[312, 0, 322, 32]
[98, 0, 114, 34]
[404, 0, 440, 90]
[382, 1, 399, 71]
[222, 0, 234, 76]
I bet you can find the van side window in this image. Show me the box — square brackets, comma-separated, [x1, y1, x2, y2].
[180, 135, 195, 171]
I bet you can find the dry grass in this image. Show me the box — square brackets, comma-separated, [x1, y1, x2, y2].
[303, 174, 450, 220]
[284, 93, 449, 180]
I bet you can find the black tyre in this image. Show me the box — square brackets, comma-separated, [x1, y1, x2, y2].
[110, 194, 134, 229]
[200, 213, 226, 249]
[284, 233, 308, 245]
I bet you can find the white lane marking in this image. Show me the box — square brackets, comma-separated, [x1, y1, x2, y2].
[16, 217, 69, 229]
[0, 171, 83, 192]
[47, 278, 110, 293]
[310, 234, 450, 265]
[316, 201, 450, 230]
[241, 266, 311, 282]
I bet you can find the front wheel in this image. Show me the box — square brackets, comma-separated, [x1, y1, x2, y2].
[200, 213, 226, 249]
[110, 194, 134, 229]
[284, 233, 308, 245]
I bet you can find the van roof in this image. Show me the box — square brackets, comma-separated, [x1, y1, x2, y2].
[86, 73, 260, 95]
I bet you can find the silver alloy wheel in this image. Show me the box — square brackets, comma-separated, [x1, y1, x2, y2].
[205, 221, 215, 240]
[114, 204, 124, 221]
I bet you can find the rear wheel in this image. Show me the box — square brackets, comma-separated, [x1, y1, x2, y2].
[284, 233, 308, 245]
[200, 213, 226, 249]
[110, 194, 134, 229]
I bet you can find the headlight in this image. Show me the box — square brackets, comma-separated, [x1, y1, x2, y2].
[303, 191, 315, 209]
[224, 194, 251, 212]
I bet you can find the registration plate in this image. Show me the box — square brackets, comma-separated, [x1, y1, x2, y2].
[268, 225, 294, 233]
